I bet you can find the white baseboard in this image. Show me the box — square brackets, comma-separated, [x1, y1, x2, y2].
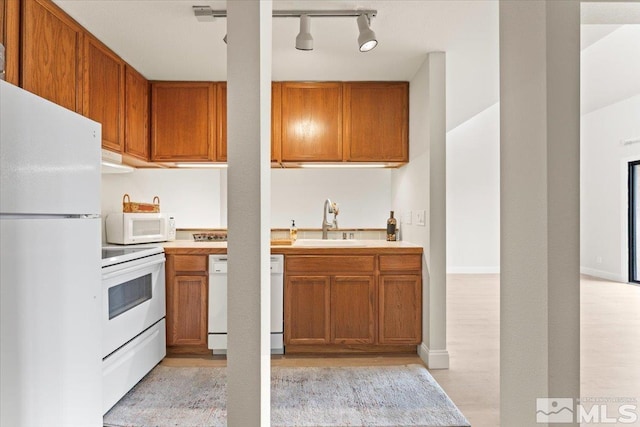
[580, 266, 626, 283]
[418, 343, 450, 370]
[447, 266, 500, 274]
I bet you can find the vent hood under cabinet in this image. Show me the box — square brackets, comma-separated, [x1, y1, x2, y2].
[101, 149, 134, 174]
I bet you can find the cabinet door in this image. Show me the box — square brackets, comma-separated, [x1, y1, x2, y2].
[22, 0, 84, 112]
[124, 65, 149, 160]
[167, 274, 208, 346]
[281, 82, 343, 161]
[216, 82, 227, 161]
[83, 36, 124, 152]
[151, 82, 216, 162]
[0, 0, 4, 46]
[343, 82, 408, 162]
[378, 274, 421, 344]
[1, 0, 20, 85]
[331, 276, 375, 344]
[218, 82, 281, 163]
[285, 275, 330, 345]
[271, 82, 282, 163]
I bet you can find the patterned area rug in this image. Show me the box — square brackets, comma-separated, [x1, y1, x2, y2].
[104, 364, 470, 427]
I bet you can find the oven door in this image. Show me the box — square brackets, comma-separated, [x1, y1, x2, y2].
[102, 254, 166, 358]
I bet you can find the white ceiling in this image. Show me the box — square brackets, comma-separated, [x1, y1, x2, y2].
[53, 1, 639, 132]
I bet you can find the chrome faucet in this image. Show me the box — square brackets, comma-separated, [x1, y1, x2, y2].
[322, 198, 339, 239]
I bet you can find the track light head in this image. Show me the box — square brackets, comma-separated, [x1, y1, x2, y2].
[223, 34, 227, 44]
[295, 14, 313, 51]
[357, 14, 378, 52]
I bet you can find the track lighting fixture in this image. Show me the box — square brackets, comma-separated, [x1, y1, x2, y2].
[193, 7, 378, 53]
[356, 14, 378, 52]
[295, 14, 313, 51]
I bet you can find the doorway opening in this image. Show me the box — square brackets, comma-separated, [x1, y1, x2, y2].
[628, 160, 640, 284]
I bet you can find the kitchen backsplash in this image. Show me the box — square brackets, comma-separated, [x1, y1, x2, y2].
[175, 228, 388, 241]
[102, 168, 393, 233]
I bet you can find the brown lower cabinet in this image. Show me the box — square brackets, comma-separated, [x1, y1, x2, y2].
[285, 275, 331, 345]
[165, 254, 209, 353]
[164, 251, 421, 355]
[378, 274, 422, 344]
[331, 275, 376, 344]
[285, 253, 421, 354]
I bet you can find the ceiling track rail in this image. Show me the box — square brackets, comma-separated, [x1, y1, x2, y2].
[193, 7, 377, 20]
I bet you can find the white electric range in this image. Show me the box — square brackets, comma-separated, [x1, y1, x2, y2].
[101, 246, 166, 414]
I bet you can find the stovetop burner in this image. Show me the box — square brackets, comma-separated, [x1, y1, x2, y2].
[193, 232, 227, 242]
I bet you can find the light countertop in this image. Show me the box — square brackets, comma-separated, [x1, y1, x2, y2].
[162, 239, 423, 255]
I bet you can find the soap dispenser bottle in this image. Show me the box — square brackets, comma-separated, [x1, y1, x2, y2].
[290, 219, 297, 242]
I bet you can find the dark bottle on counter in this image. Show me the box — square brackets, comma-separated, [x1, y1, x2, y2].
[386, 211, 397, 241]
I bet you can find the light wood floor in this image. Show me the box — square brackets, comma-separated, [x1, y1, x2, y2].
[163, 274, 640, 426]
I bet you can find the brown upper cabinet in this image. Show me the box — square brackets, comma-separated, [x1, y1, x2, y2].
[216, 82, 227, 161]
[150, 81, 217, 162]
[1, 0, 20, 85]
[14, 0, 409, 166]
[83, 35, 125, 152]
[21, 0, 84, 113]
[281, 82, 343, 162]
[124, 65, 150, 161]
[217, 82, 283, 163]
[343, 82, 409, 162]
[277, 81, 409, 164]
[0, 0, 4, 45]
[271, 82, 282, 163]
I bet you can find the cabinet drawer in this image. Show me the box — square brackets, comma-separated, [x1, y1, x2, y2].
[286, 256, 375, 274]
[173, 255, 207, 273]
[379, 254, 422, 272]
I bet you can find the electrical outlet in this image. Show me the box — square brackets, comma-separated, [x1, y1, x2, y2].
[596, 256, 602, 264]
[416, 210, 426, 226]
[403, 211, 412, 225]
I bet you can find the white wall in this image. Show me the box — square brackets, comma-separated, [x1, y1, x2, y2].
[271, 169, 392, 229]
[101, 168, 224, 232]
[102, 167, 393, 235]
[446, 103, 500, 273]
[444, 25, 640, 276]
[392, 61, 429, 249]
[581, 94, 640, 282]
[392, 53, 449, 369]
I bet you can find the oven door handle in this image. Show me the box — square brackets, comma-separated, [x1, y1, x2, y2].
[102, 257, 165, 280]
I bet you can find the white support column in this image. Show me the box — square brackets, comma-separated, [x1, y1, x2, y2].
[500, 1, 580, 426]
[226, 1, 272, 426]
[418, 52, 449, 370]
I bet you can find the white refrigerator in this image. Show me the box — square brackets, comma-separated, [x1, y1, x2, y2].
[0, 80, 103, 426]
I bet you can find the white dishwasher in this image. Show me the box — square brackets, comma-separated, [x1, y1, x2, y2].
[208, 254, 284, 354]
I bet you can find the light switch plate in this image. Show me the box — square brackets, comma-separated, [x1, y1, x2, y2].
[416, 210, 426, 226]
[403, 210, 412, 225]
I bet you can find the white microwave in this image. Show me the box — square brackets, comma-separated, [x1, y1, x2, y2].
[105, 213, 176, 245]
